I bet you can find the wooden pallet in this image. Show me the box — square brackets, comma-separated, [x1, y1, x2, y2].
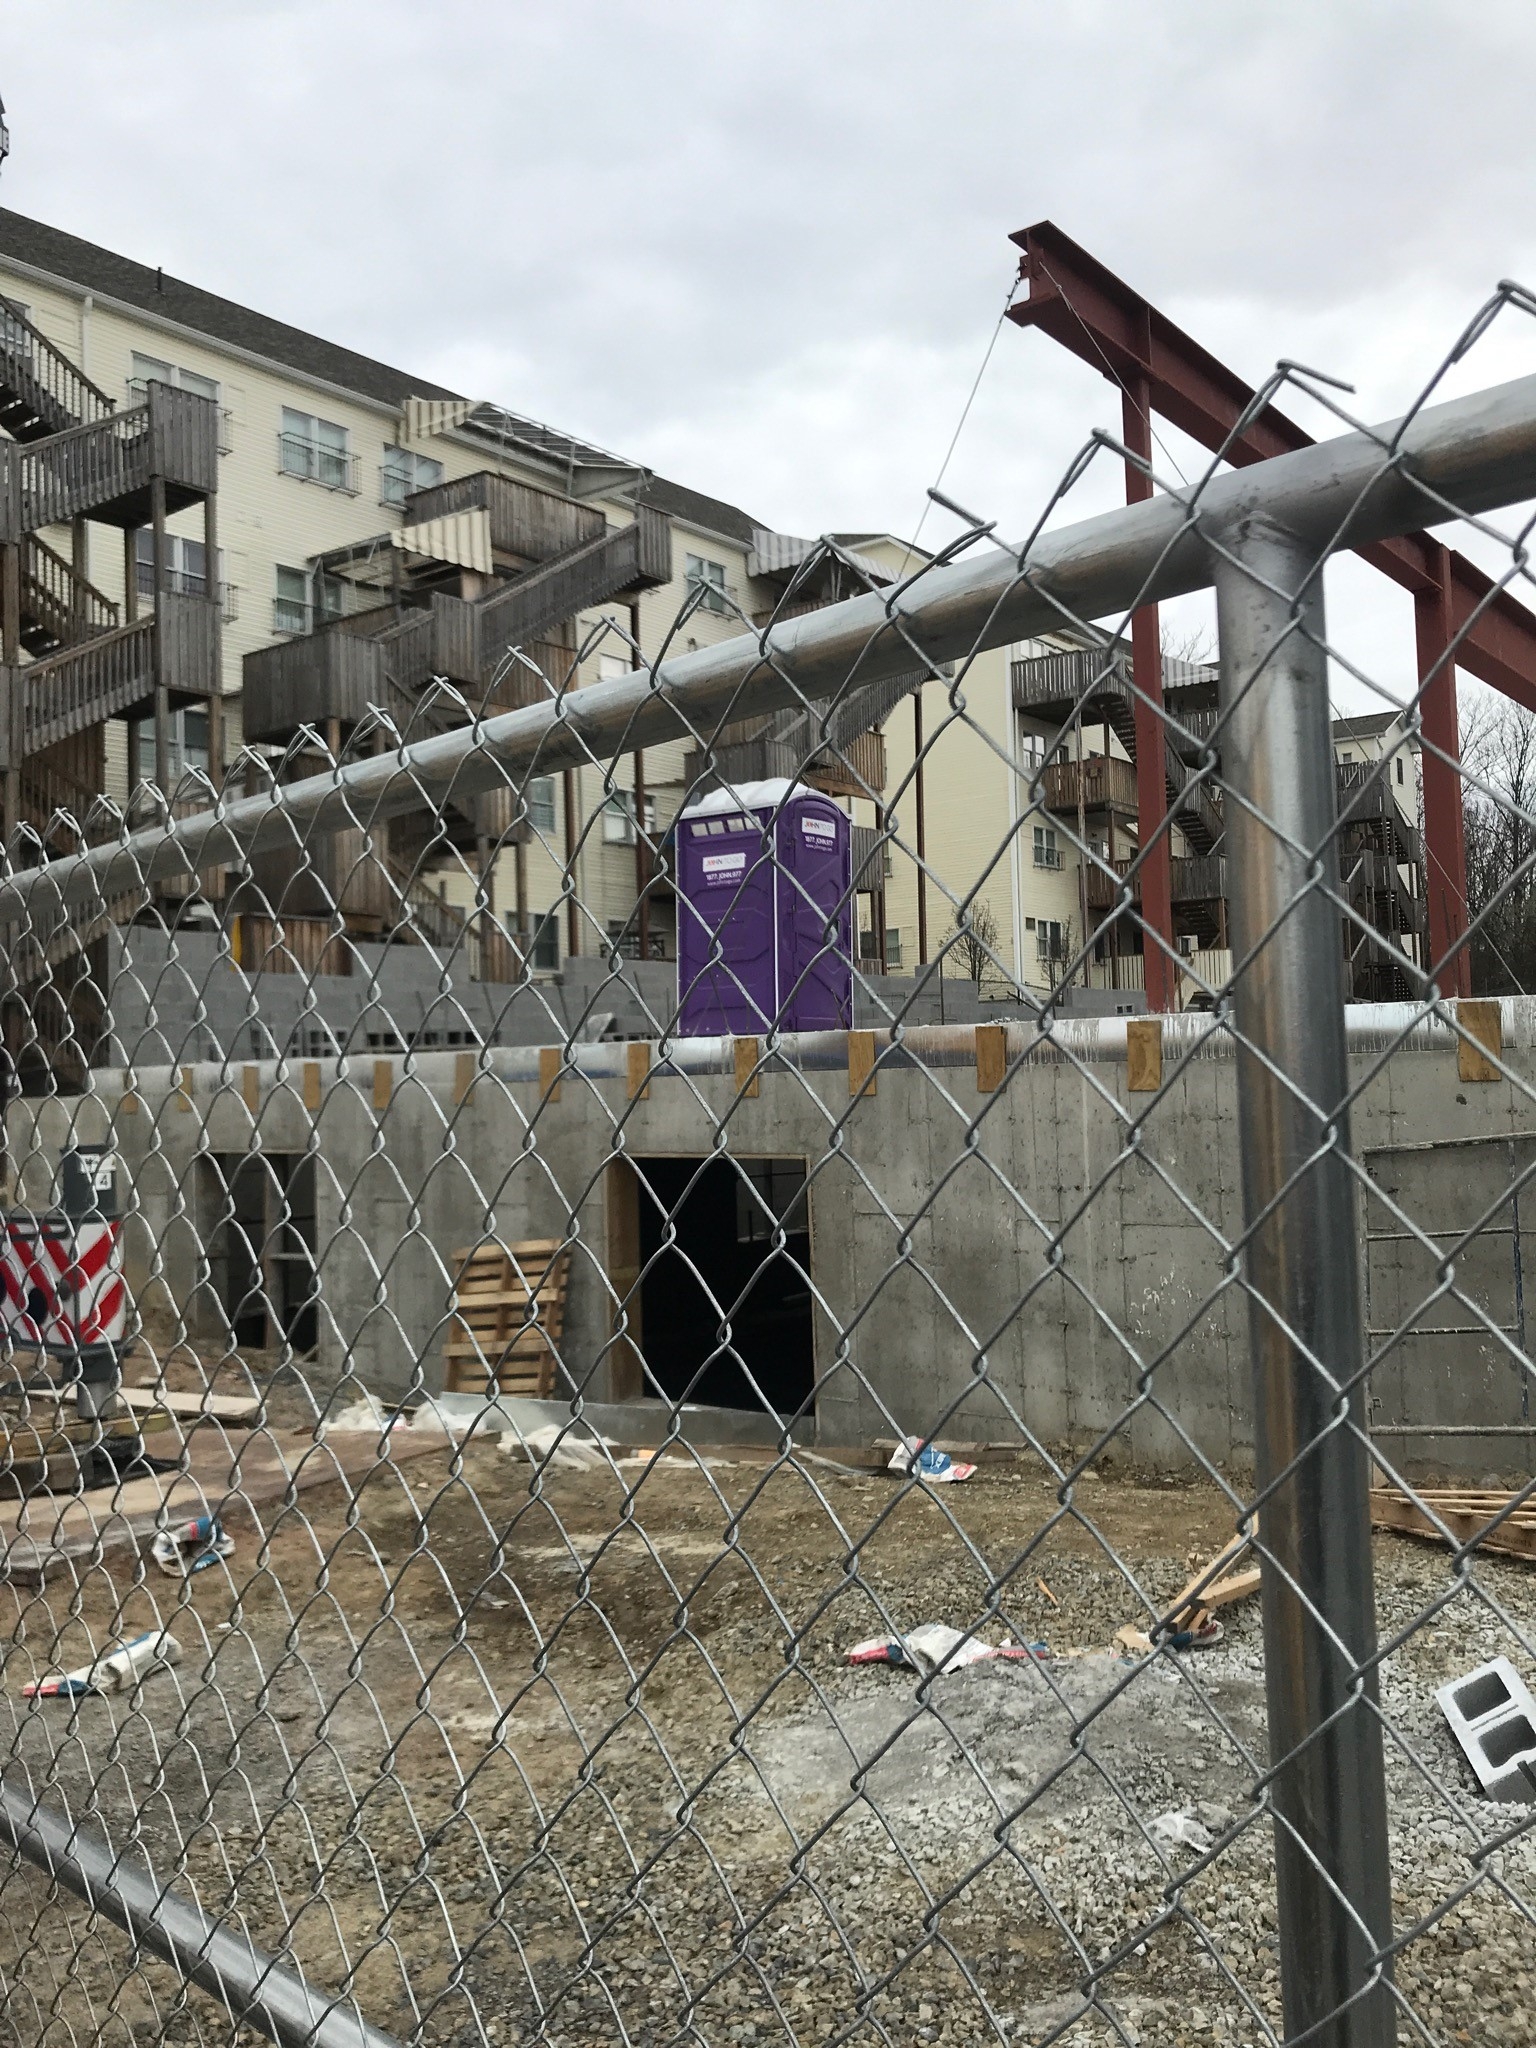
[443, 1238, 570, 1398]
[1370, 1485, 1536, 1562]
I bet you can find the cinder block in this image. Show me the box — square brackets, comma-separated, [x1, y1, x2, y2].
[1437, 1655, 1536, 1801]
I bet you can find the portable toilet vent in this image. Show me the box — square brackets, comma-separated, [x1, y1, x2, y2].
[676, 779, 852, 1037]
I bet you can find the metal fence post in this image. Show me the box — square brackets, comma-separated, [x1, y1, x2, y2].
[1211, 511, 1395, 2047]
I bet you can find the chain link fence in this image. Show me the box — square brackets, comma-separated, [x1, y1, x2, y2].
[5, 302, 1536, 2048]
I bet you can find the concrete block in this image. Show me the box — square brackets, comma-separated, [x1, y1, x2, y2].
[1438, 1656, 1536, 1801]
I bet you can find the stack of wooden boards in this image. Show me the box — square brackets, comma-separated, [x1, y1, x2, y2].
[1370, 1483, 1536, 1561]
[443, 1239, 571, 1398]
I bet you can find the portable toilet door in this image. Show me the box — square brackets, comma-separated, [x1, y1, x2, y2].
[773, 791, 852, 1031]
[676, 799, 778, 1035]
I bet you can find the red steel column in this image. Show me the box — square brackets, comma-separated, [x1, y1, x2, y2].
[1122, 375, 1175, 1011]
[1416, 546, 1471, 998]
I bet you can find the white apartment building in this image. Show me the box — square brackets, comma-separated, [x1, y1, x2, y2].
[0, 210, 896, 971]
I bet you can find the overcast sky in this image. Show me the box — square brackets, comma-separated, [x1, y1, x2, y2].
[7, 1, 1536, 702]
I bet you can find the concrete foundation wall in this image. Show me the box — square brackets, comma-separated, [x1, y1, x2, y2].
[12, 1006, 1536, 1477]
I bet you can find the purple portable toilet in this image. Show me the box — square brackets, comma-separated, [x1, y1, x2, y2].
[676, 779, 852, 1037]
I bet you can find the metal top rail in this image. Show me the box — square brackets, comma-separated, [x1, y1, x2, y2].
[7, 366, 1536, 929]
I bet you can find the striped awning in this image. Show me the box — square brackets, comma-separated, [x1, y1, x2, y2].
[394, 507, 492, 576]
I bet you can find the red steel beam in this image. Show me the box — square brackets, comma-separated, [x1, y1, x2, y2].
[1121, 373, 1175, 1014]
[1008, 220, 1503, 994]
[1008, 219, 1536, 705]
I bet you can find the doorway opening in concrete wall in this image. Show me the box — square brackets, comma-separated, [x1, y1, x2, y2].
[207, 1153, 319, 1354]
[609, 1156, 814, 1416]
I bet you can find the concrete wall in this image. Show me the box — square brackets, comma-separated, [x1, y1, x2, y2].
[13, 1004, 1536, 1477]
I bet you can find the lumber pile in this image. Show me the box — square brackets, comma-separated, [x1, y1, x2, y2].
[443, 1238, 570, 1398]
[1370, 1484, 1536, 1562]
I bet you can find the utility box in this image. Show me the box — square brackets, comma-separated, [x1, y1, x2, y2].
[676, 780, 852, 1037]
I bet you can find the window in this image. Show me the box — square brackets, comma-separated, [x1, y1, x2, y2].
[1396, 757, 1405, 785]
[380, 445, 445, 507]
[885, 927, 903, 969]
[279, 406, 354, 491]
[1339, 748, 1354, 762]
[135, 530, 231, 614]
[1033, 824, 1062, 870]
[273, 565, 344, 636]
[685, 553, 729, 615]
[603, 791, 657, 845]
[1036, 919, 1065, 963]
[130, 353, 228, 448]
[508, 909, 559, 972]
[1019, 728, 1046, 772]
[130, 351, 218, 404]
[131, 707, 210, 781]
[526, 775, 557, 833]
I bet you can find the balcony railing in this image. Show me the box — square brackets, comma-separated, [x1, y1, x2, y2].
[136, 562, 237, 622]
[1039, 754, 1139, 813]
[1085, 854, 1230, 910]
[277, 432, 360, 494]
[128, 380, 233, 452]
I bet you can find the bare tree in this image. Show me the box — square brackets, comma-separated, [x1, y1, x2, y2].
[947, 899, 1002, 984]
[1160, 623, 1218, 671]
[1459, 692, 1536, 994]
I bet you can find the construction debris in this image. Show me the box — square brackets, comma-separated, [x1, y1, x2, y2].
[847, 1624, 1047, 1673]
[1371, 1484, 1536, 1562]
[886, 1438, 976, 1484]
[1161, 1529, 1262, 1637]
[1436, 1656, 1536, 1802]
[150, 1515, 233, 1576]
[23, 1629, 182, 1699]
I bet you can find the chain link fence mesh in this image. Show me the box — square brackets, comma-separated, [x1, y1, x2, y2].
[3, 302, 1536, 2048]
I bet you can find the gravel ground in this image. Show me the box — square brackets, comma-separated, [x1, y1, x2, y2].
[0, 1439, 1534, 2048]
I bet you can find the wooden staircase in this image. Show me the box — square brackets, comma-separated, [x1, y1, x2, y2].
[1012, 646, 1226, 854]
[20, 534, 118, 656]
[0, 298, 115, 444]
[473, 507, 671, 657]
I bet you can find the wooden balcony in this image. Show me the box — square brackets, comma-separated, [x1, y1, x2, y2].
[1, 592, 220, 762]
[403, 470, 606, 564]
[1085, 854, 1228, 910]
[0, 383, 219, 539]
[808, 725, 886, 799]
[1040, 754, 1138, 814]
[243, 597, 568, 744]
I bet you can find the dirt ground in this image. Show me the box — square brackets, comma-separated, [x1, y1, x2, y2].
[0, 1434, 1533, 2048]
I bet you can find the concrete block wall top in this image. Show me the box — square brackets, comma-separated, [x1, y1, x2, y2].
[1437, 1655, 1536, 1802]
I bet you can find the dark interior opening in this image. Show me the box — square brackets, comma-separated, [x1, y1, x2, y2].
[635, 1156, 813, 1415]
[210, 1152, 319, 1354]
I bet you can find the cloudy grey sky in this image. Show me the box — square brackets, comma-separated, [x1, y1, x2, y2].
[7, 1, 1536, 697]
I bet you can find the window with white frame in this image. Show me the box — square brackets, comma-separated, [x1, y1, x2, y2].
[130, 350, 219, 404]
[273, 565, 344, 636]
[526, 776, 557, 833]
[1035, 918, 1064, 963]
[507, 909, 559, 972]
[684, 553, 728, 615]
[135, 529, 228, 610]
[380, 445, 445, 507]
[603, 791, 657, 845]
[280, 406, 353, 490]
[1033, 824, 1062, 869]
[130, 707, 210, 781]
